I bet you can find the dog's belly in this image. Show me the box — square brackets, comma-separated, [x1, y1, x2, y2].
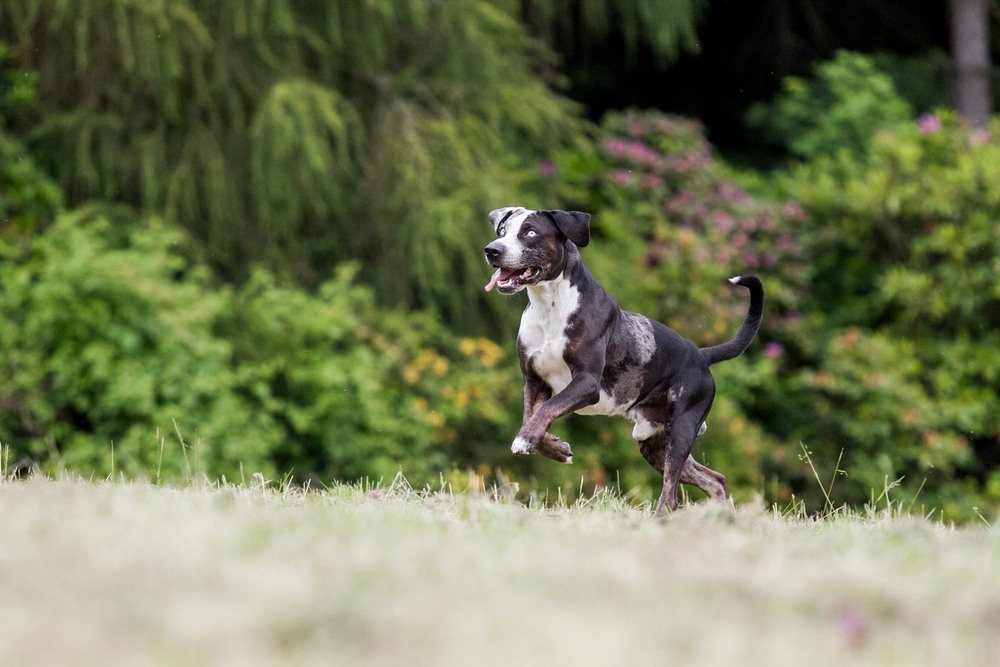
[576, 391, 629, 416]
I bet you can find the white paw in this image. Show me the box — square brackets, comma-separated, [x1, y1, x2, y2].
[511, 436, 532, 455]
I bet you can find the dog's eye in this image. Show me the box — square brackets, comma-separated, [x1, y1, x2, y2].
[525, 229, 537, 238]
[497, 225, 506, 237]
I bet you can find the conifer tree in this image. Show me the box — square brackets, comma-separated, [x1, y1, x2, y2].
[0, 0, 600, 329]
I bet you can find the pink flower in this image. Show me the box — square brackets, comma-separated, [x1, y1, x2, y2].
[778, 235, 798, 253]
[969, 128, 992, 146]
[664, 156, 683, 173]
[641, 173, 664, 189]
[784, 202, 807, 221]
[917, 113, 942, 133]
[714, 212, 735, 232]
[537, 160, 556, 177]
[609, 169, 633, 187]
[835, 607, 869, 647]
[627, 143, 661, 165]
[604, 137, 630, 154]
[763, 342, 785, 359]
[603, 137, 661, 165]
[718, 182, 751, 204]
[673, 190, 693, 205]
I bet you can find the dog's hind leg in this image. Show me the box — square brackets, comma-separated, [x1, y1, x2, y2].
[639, 436, 726, 503]
[631, 391, 720, 513]
[653, 401, 713, 516]
[680, 456, 728, 502]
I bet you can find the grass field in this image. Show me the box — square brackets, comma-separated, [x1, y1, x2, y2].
[1, 476, 998, 666]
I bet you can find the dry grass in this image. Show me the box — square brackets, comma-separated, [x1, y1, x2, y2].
[1, 474, 998, 666]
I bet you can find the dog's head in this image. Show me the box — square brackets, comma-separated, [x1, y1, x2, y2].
[483, 207, 591, 293]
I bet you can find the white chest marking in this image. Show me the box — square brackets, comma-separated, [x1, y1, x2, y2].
[520, 276, 579, 396]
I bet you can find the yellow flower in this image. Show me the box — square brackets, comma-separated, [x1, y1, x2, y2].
[459, 338, 477, 356]
[477, 339, 504, 367]
[460, 337, 505, 367]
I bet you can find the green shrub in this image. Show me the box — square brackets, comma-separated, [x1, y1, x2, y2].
[0, 43, 61, 234]
[0, 207, 526, 485]
[748, 51, 913, 160]
[223, 268, 522, 483]
[762, 110, 1000, 519]
[0, 209, 273, 478]
[539, 101, 999, 519]
[0, 2, 580, 332]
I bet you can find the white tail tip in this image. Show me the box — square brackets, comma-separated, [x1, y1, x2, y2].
[728, 276, 740, 284]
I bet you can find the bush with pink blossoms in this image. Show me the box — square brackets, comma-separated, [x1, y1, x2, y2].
[552, 110, 807, 342]
[541, 95, 1000, 520]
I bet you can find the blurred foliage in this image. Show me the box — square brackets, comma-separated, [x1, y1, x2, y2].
[0, 209, 525, 484]
[525, 57, 1000, 519]
[0, 1, 579, 331]
[0, 31, 997, 523]
[763, 108, 1000, 519]
[0, 209, 271, 479]
[223, 267, 522, 483]
[508, 0, 706, 64]
[748, 51, 913, 160]
[0, 43, 61, 234]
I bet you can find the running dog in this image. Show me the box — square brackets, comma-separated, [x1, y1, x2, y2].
[483, 207, 763, 515]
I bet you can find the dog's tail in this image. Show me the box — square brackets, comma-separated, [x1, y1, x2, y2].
[699, 275, 764, 365]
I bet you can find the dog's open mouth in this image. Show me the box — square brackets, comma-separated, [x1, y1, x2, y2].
[485, 266, 540, 293]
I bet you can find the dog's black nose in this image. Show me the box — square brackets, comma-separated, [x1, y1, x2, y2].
[484, 243, 502, 261]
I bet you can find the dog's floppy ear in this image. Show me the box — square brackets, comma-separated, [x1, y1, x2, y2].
[543, 210, 591, 248]
[488, 207, 521, 233]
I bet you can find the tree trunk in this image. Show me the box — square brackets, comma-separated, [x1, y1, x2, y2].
[950, 0, 992, 128]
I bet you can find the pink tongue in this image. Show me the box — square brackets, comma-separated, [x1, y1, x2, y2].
[485, 269, 501, 292]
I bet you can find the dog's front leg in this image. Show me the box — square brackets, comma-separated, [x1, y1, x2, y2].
[512, 372, 601, 455]
[518, 374, 573, 463]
